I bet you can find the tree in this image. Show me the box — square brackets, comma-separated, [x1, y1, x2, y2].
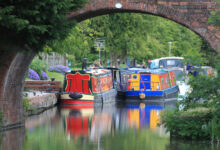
[0, 0, 87, 51]
[208, 0, 220, 27]
[89, 13, 204, 66]
[46, 12, 212, 68]
[44, 19, 104, 67]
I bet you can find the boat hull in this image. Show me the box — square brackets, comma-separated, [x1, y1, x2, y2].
[60, 99, 94, 105]
[118, 86, 179, 102]
[60, 104, 94, 109]
[60, 89, 117, 106]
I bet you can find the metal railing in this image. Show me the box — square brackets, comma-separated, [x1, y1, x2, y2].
[66, 78, 91, 94]
[127, 80, 160, 91]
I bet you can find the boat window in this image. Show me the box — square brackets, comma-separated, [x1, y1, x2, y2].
[132, 75, 138, 79]
[167, 60, 175, 66]
[159, 59, 184, 68]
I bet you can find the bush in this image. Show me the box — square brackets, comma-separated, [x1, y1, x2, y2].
[30, 58, 48, 79]
[23, 97, 30, 111]
[160, 108, 213, 140]
[161, 55, 220, 142]
[28, 68, 40, 80]
[41, 71, 49, 80]
[30, 59, 47, 73]
[48, 65, 69, 74]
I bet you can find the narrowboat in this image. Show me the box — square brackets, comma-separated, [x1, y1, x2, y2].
[149, 57, 185, 81]
[60, 69, 117, 106]
[106, 67, 132, 91]
[118, 68, 179, 101]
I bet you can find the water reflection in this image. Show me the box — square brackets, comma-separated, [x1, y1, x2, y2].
[62, 106, 115, 143]
[63, 108, 93, 141]
[1, 101, 219, 150]
[61, 103, 168, 141]
[0, 127, 25, 150]
[119, 104, 162, 130]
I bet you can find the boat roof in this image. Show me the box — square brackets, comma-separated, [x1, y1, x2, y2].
[69, 69, 111, 76]
[86, 69, 111, 75]
[146, 69, 174, 75]
[127, 68, 174, 75]
[152, 57, 184, 61]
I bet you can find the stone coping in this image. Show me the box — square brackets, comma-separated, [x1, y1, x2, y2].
[24, 92, 58, 116]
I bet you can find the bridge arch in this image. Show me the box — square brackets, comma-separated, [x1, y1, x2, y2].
[0, 0, 219, 128]
[68, 0, 220, 51]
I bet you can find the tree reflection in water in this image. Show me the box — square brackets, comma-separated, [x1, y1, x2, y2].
[1, 102, 218, 150]
[22, 103, 171, 150]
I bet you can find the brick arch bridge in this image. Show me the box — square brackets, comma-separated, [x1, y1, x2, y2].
[69, 0, 220, 51]
[0, 0, 219, 129]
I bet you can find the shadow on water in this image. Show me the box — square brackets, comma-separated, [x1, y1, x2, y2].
[0, 98, 220, 150]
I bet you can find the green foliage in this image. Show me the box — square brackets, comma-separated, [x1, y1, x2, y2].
[49, 13, 207, 67]
[101, 129, 169, 150]
[183, 50, 206, 66]
[45, 19, 102, 65]
[162, 54, 220, 141]
[29, 57, 47, 79]
[208, 1, 220, 27]
[168, 140, 217, 150]
[0, 0, 87, 51]
[23, 97, 30, 111]
[161, 108, 212, 140]
[181, 55, 220, 110]
[23, 126, 169, 150]
[200, 40, 217, 66]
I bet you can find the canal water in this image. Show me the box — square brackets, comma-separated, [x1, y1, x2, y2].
[1, 100, 219, 150]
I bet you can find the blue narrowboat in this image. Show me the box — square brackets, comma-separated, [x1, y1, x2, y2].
[118, 69, 179, 101]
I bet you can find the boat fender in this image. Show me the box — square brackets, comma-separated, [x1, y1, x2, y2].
[139, 93, 146, 100]
[69, 92, 83, 99]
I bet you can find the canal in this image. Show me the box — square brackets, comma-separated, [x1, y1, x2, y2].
[1, 100, 219, 150]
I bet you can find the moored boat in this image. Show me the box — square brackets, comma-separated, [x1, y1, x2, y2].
[60, 68, 117, 106]
[149, 57, 185, 81]
[118, 68, 179, 101]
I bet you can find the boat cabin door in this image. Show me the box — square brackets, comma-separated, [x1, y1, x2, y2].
[129, 74, 140, 91]
[140, 74, 151, 90]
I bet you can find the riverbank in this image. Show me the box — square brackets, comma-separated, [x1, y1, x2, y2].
[23, 91, 58, 116]
[160, 106, 218, 141]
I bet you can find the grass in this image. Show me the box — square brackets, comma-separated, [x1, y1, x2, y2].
[47, 72, 65, 84]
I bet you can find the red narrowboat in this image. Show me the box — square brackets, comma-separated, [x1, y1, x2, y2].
[60, 69, 116, 106]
